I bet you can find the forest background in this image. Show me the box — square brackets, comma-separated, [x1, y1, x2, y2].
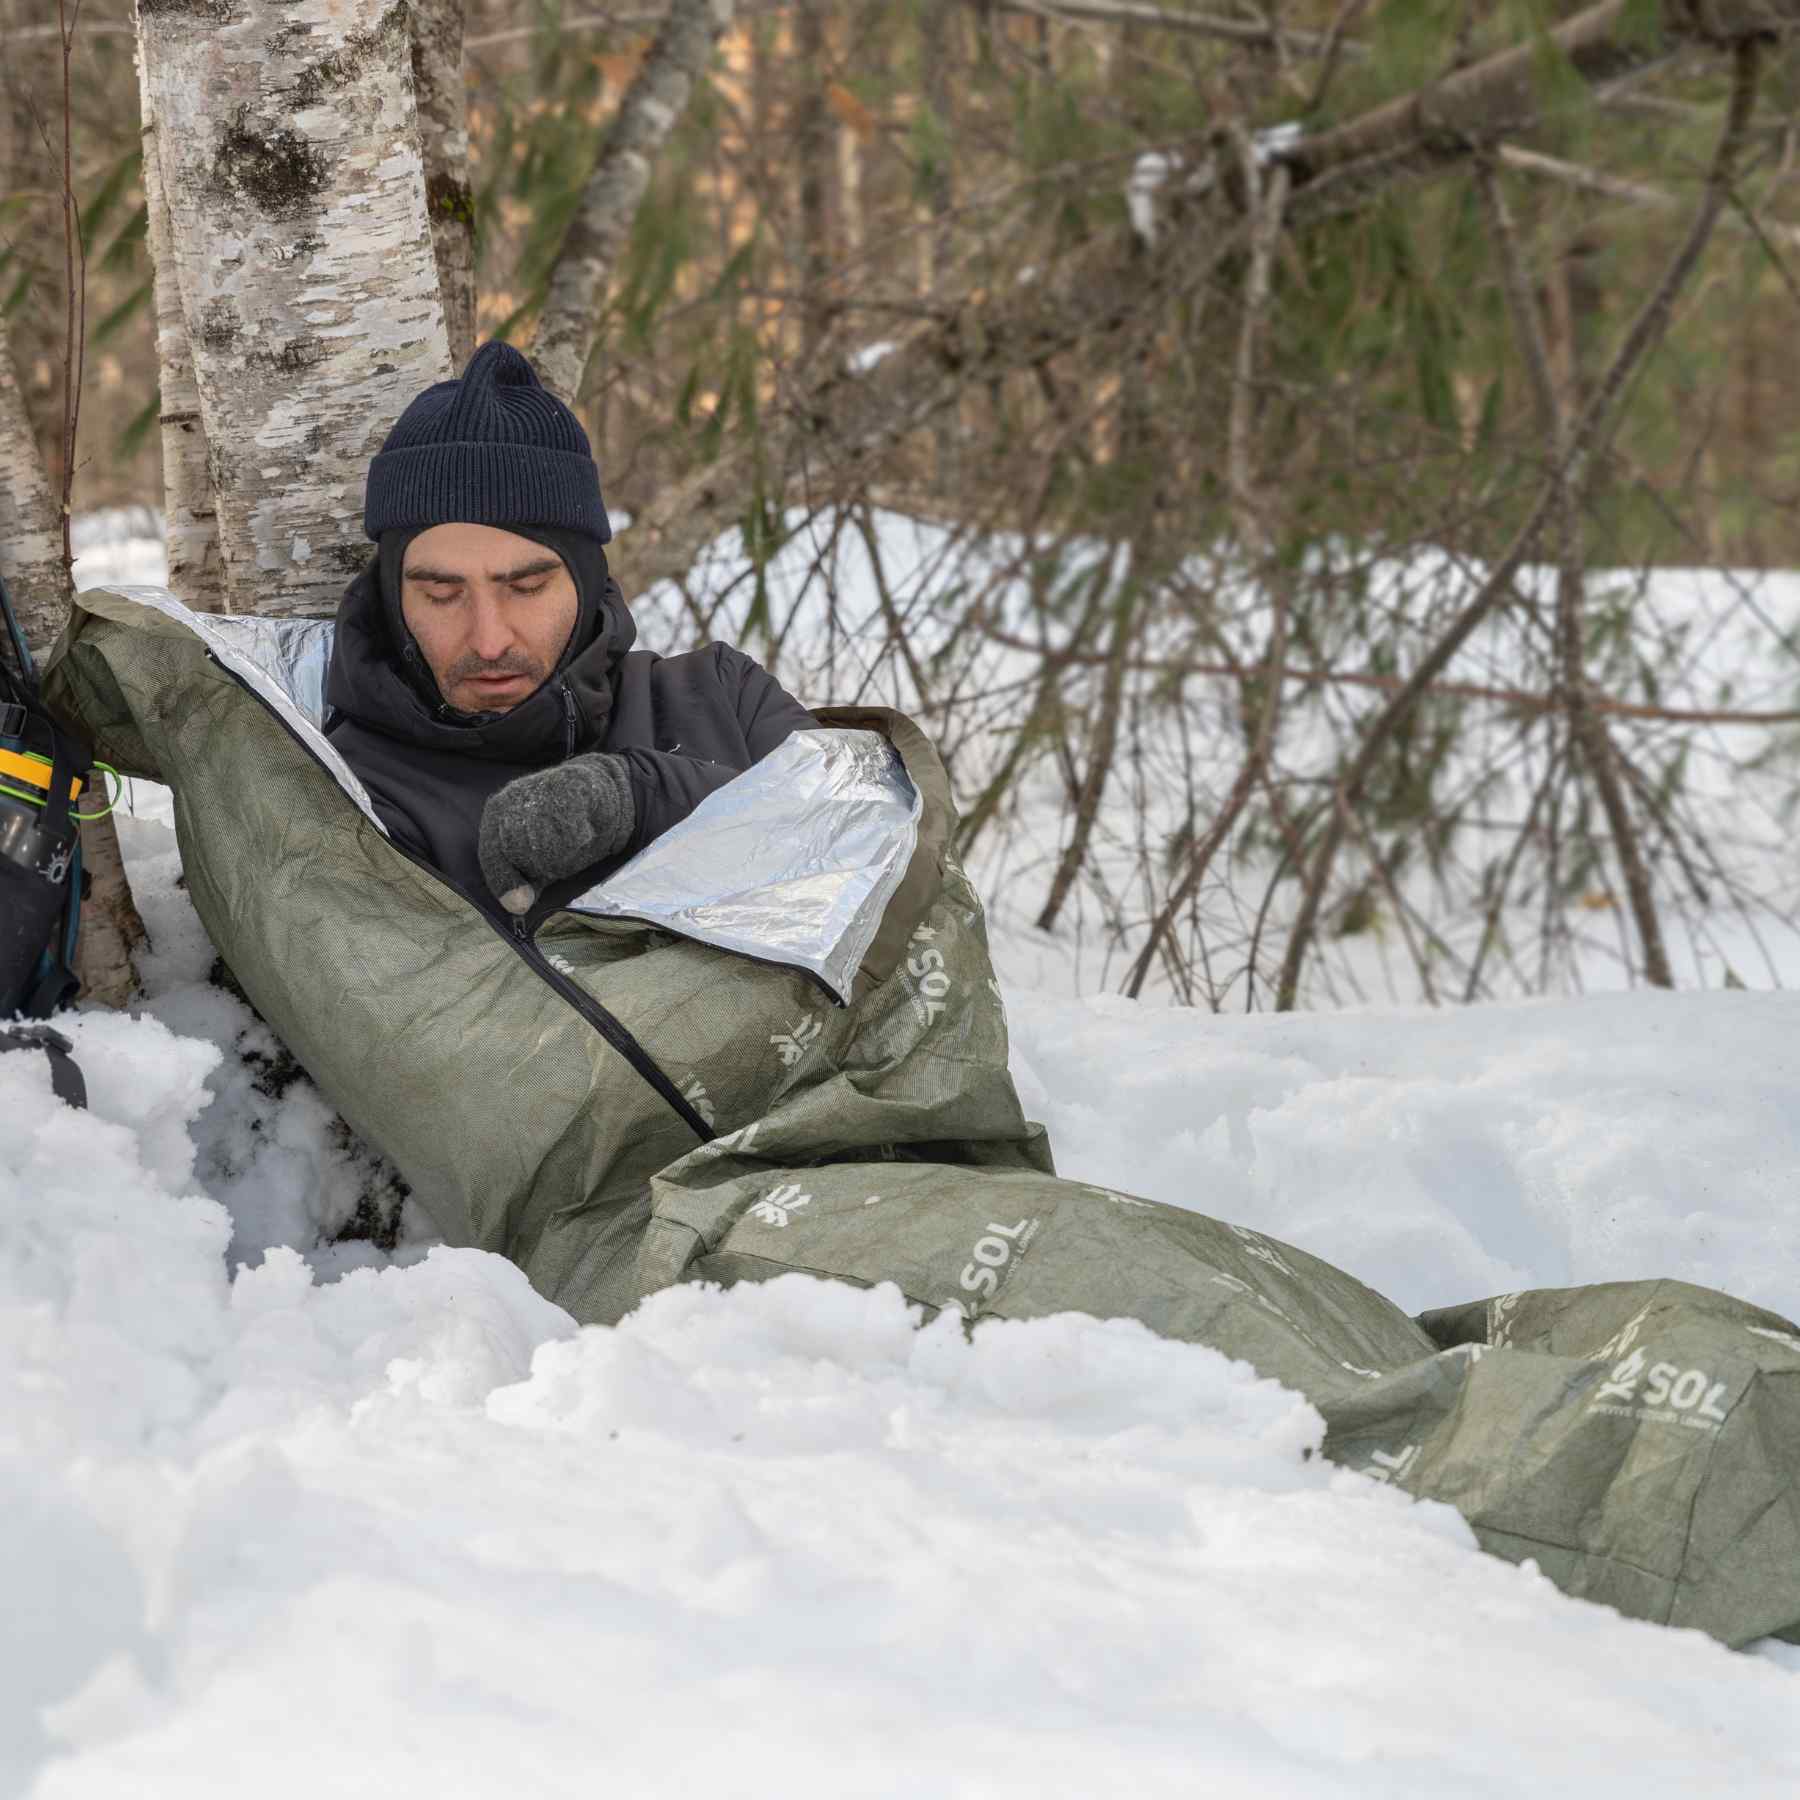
[3, 0, 1800, 1013]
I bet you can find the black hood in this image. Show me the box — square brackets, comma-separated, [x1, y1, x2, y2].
[324, 525, 636, 763]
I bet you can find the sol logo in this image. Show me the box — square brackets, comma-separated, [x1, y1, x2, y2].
[943, 1216, 1040, 1319]
[1364, 1444, 1419, 1484]
[1588, 1347, 1730, 1429]
[903, 924, 954, 1026]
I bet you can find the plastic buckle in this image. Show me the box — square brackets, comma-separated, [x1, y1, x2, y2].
[0, 702, 25, 741]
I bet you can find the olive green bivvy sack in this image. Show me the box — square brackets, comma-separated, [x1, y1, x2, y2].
[47, 585, 1800, 1650]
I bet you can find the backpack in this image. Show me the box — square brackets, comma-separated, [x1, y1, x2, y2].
[0, 564, 91, 1106]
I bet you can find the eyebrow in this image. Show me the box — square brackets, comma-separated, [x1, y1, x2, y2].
[403, 557, 564, 585]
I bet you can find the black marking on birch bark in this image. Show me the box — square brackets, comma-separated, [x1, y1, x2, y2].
[210, 109, 329, 218]
[321, 542, 371, 576]
[287, 4, 410, 110]
[199, 303, 240, 352]
[248, 336, 326, 377]
[426, 172, 476, 233]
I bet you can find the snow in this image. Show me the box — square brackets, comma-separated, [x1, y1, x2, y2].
[846, 338, 897, 374]
[6, 519, 1795, 1794]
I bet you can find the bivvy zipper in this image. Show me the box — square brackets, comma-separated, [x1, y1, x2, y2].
[202, 650, 716, 1145]
[503, 904, 715, 1140]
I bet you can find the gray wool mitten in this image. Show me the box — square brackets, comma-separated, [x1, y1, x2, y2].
[478, 753, 636, 916]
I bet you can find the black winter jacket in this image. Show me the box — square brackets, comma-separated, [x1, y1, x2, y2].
[323, 556, 814, 918]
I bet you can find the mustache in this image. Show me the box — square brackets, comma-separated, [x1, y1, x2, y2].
[444, 650, 545, 684]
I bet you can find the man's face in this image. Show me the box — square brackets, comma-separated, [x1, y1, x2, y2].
[398, 521, 580, 714]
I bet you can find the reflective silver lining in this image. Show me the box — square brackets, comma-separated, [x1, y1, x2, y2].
[564, 728, 921, 1004]
[93, 586, 387, 836]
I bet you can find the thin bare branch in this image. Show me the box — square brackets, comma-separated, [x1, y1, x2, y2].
[1000, 0, 1363, 56]
[57, 0, 83, 584]
[1497, 144, 1800, 251]
[533, 0, 738, 401]
[1481, 147, 1674, 984]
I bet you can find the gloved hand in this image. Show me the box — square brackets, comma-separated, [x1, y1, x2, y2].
[478, 753, 636, 916]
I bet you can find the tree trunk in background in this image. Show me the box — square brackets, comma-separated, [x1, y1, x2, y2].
[794, 0, 834, 365]
[0, 314, 70, 659]
[533, 0, 737, 402]
[917, 0, 958, 491]
[136, 46, 223, 613]
[410, 0, 478, 370]
[137, 0, 452, 617]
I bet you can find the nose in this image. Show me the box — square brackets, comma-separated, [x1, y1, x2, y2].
[467, 590, 514, 663]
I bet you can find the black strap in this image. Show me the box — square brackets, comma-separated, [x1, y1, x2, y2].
[23, 947, 80, 1020]
[0, 1024, 87, 1109]
[42, 716, 81, 843]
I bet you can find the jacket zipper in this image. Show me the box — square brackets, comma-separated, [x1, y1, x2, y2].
[559, 680, 577, 759]
[204, 651, 715, 1144]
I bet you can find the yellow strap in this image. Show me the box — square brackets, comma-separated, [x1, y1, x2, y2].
[0, 746, 83, 802]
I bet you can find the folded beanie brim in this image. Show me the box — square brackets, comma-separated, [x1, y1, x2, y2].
[363, 440, 612, 544]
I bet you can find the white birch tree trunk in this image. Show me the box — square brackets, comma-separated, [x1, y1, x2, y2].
[0, 311, 70, 659]
[136, 43, 223, 612]
[136, 0, 452, 618]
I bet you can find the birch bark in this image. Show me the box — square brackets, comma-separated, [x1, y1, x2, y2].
[409, 0, 477, 369]
[136, 0, 452, 618]
[533, 0, 736, 402]
[0, 312, 70, 659]
[135, 43, 223, 611]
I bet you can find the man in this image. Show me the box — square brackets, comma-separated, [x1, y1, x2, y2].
[324, 340, 814, 920]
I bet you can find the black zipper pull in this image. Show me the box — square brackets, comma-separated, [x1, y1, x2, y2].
[560, 681, 577, 759]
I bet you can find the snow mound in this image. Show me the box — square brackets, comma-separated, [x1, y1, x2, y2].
[8, 990, 1800, 1794]
[1009, 986, 1800, 1320]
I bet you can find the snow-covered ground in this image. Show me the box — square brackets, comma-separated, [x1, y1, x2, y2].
[3, 522, 1794, 1795]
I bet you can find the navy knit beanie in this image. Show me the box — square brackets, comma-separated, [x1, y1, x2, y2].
[363, 340, 612, 544]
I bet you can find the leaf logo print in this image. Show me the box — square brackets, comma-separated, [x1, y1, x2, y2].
[749, 1184, 812, 1228]
[1229, 1222, 1296, 1278]
[1089, 1186, 1151, 1209]
[769, 1013, 824, 1069]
